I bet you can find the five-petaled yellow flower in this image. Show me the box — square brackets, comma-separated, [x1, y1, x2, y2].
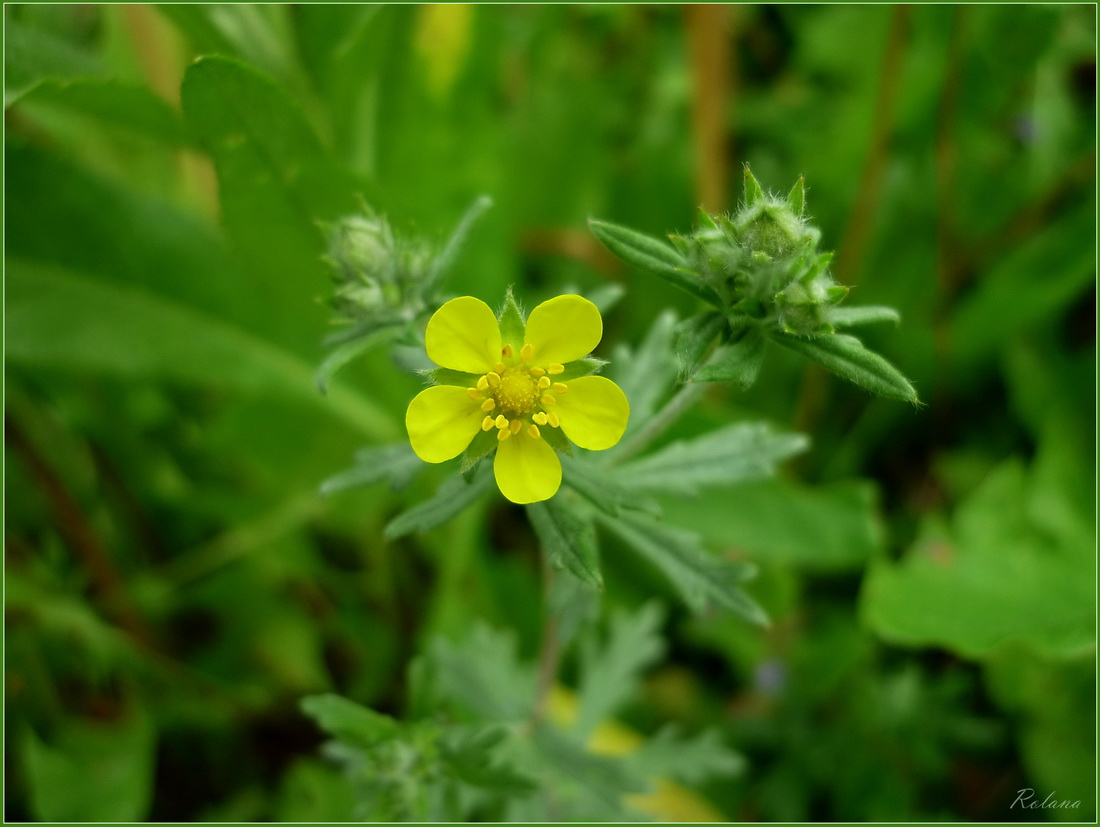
[406, 294, 630, 504]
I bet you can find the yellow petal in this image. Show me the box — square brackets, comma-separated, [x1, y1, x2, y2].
[523, 294, 602, 366]
[554, 376, 630, 451]
[493, 431, 562, 504]
[406, 385, 483, 463]
[424, 296, 502, 373]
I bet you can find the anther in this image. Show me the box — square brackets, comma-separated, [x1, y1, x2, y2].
[482, 415, 495, 431]
[494, 414, 508, 429]
[494, 361, 507, 374]
[509, 419, 522, 435]
[547, 412, 560, 428]
[529, 367, 546, 377]
[481, 398, 496, 412]
[548, 363, 565, 375]
[497, 428, 511, 442]
[553, 383, 568, 394]
[476, 375, 489, 391]
[501, 344, 514, 359]
[540, 394, 557, 407]
[532, 412, 548, 426]
[537, 376, 551, 390]
[467, 387, 482, 401]
[528, 425, 541, 439]
[520, 344, 534, 363]
[487, 372, 501, 388]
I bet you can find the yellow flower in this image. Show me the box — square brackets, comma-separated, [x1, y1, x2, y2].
[406, 294, 630, 504]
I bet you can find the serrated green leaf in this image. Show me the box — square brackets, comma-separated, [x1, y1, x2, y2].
[576, 603, 666, 737]
[532, 724, 649, 806]
[439, 725, 537, 794]
[527, 497, 603, 589]
[827, 306, 902, 327]
[610, 310, 679, 430]
[771, 331, 918, 402]
[630, 725, 746, 786]
[319, 443, 423, 495]
[560, 454, 661, 518]
[694, 326, 767, 387]
[588, 218, 717, 304]
[601, 513, 767, 624]
[614, 422, 808, 495]
[300, 694, 400, 750]
[5, 260, 396, 441]
[384, 467, 494, 539]
[429, 624, 537, 721]
[672, 311, 726, 380]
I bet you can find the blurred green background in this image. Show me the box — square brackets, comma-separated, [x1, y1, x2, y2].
[5, 3, 1095, 821]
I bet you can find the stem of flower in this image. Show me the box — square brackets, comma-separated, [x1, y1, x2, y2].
[606, 380, 708, 465]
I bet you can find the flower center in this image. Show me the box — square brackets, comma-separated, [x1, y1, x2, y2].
[495, 367, 538, 414]
[464, 345, 571, 443]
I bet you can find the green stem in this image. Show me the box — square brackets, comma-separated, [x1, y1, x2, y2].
[607, 381, 708, 465]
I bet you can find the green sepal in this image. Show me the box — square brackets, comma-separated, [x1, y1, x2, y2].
[672, 311, 726, 380]
[497, 286, 526, 350]
[556, 356, 606, 381]
[770, 330, 919, 403]
[539, 424, 573, 456]
[461, 427, 499, 473]
[799, 251, 834, 285]
[827, 306, 902, 327]
[826, 284, 850, 304]
[743, 166, 765, 206]
[421, 367, 482, 387]
[730, 297, 767, 320]
[696, 207, 720, 231]
[694, 326, 766, 388]
[787, 175, 806, 216]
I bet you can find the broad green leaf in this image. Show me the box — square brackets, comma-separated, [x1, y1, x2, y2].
[527, 497, 603, 589]
[661, 478, 883, 570]
[576, 603, 666, 737]
[601, 513, 766, 624]
[319, 443, 423, 496]
[22, 711, 155, 821]
[771, 331, 918, 402]
[630, 725, 746, 785]
[614, 422, 808, 495]
[4, 19, 104, 105]
[5, 260, 397, 441]
[384, 468, 494, 539]
[861, 457, 1095, 658]
[300, 694, 400, 750]
[15, 78, 189, 144]
[588, 218, 718, 304]
[694, 327, 767, 387]
[826, 305, 901, 328]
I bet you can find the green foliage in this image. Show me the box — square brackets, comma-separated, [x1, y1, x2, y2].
[5, 4, 1093, 823]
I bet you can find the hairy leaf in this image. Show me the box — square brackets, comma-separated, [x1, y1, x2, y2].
[384, 468, 494, 539]
[300, 694, 400, 750]
[771, 331, 918, 402]
[588, 219, 718, 304]
[694, 327, 767, 387]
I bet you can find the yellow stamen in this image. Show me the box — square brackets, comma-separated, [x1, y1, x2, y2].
[501, 344, 514, 359]
[487, 371, 501, 388]
[509, 419, 523, 435]
[520, 343, 534, 363]
[476, 375, 489, 391]
[495, 414, 508, 429]
[547, 412, 560, 428]
[537, 376, 551, 390]
[528, 425, 541, 439]
[530, 367, 546, 377]
[467, 387, 482, 401]
[497, 428, 511, 442]
[481, 398, 496, 412]
[548, 363, 565, 375]
[540, 394, 557, 407]
[553, 382, 568, 394]
[532, 412, 548, 426]
[494, 361, 507, 374]
[481, 415, 495, 431]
